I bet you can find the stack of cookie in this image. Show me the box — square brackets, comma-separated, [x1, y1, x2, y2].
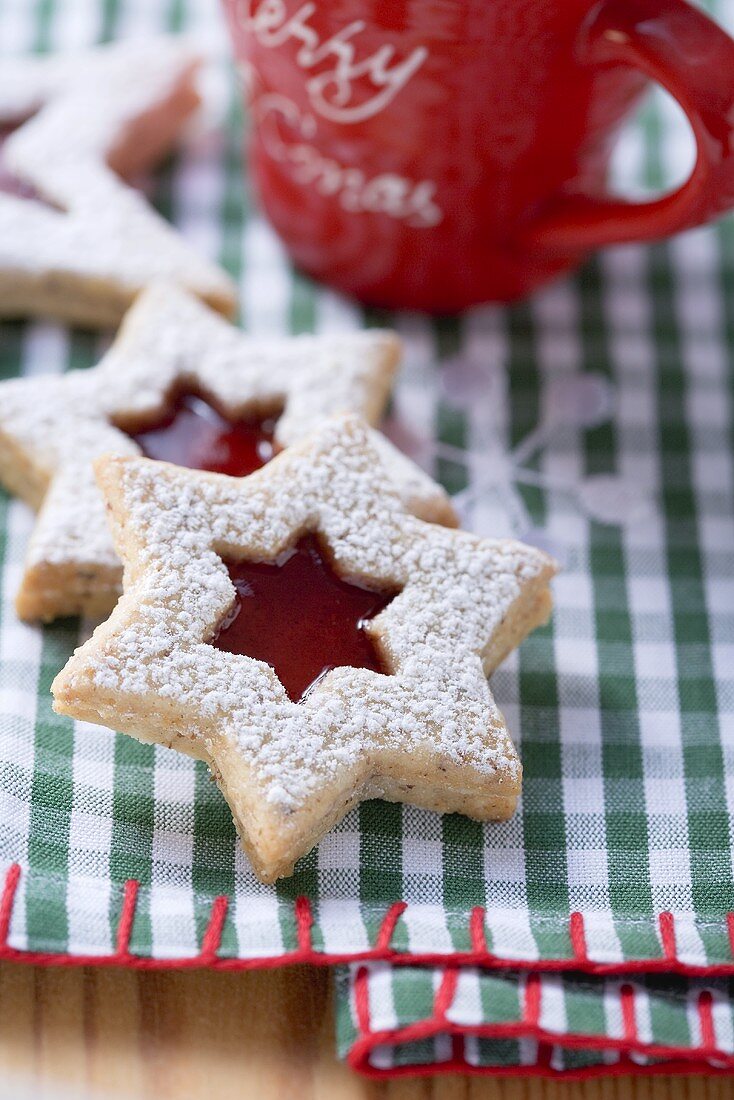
[0, 38, 556, 883]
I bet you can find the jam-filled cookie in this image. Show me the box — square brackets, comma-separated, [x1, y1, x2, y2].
[52, 415, 556, 883]
[0, 281, 455, 621]
[0, 37, 235, 326]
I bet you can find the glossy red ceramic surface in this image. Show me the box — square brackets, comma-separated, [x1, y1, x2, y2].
[211, 534, 394, 701]
[223, 0, 734, 310]
[129, 391, 278, 477]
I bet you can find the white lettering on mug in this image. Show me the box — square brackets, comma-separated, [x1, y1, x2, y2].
[255, 93, 443, 227]
[235, 0, 428, 124]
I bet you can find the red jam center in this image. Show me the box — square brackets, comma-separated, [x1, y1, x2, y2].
[0, 121, 42, 201]
[211, 535, 394, 702]
[128, 392, 278, 477]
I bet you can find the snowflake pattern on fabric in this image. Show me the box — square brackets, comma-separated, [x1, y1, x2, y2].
[385, 356, 655, 563]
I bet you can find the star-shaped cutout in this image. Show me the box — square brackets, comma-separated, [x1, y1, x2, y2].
[128, 392, 281, 475]
[212, 534, 396, 701]
[52, 416, 556, 883]
[0, 281, 455, 621]
[0, 37, 235, 326]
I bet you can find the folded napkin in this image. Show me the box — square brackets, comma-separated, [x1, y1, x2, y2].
[336, 965, 734, 1077]
[1, 0, 733, 1082]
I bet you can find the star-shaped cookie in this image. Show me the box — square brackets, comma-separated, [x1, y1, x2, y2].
[52, 416, 556, 883]
[0, 37, 235, 326]
[0, 280, 455, 622]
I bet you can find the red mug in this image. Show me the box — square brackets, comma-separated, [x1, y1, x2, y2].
[223, 0, 734, 311]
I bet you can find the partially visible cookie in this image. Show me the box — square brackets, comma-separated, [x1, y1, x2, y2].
[0, 281, 455, 622]
[0, 37, 235, 326]
[52, 415, 556, 883]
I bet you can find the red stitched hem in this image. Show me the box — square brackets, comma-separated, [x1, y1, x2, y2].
[698, 991, 716, 1051]
[3, 865, 734, 977]
[347, 965, 734, 1079]
[199, 896, 229, 964]
[375, 902, 407, 953]
[659, 911, 677, 961]
[569, 910, 588, 963]
[349, 1057, 734, 1080]
[469, 906, 487, 953]
[434, 968, 459, 1020]
[523, 972, 542, 1027]
[5, 864, 734, 1078]
[114, 880, 138, 958]
[294, 895, 313, 953]
[620, 982, 638, 1045]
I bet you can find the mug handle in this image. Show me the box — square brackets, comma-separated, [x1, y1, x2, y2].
[527, 0, 734, 251]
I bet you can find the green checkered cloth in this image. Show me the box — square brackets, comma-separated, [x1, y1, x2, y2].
[336, 965, 734, 1075]
[1, 0, 733, 1078]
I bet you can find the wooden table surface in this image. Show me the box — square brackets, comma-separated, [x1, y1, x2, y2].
[0, 962, 727, 1100]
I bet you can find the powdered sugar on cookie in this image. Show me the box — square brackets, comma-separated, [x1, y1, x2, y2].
[0, 281, 454, 621]
[52, 416, 556, 882]
[0, 37, 235, 326]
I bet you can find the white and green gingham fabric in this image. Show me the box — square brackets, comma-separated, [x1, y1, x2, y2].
[1, 0, 733, 1078]
[336, 964, 734, 1076]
